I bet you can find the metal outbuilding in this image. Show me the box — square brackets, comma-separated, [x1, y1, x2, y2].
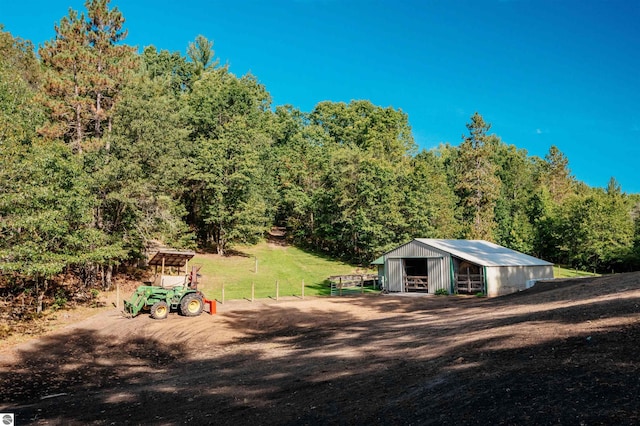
[375, 239, 554, 297]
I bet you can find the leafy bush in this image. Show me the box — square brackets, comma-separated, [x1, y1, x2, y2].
[52, 289, 67, 310]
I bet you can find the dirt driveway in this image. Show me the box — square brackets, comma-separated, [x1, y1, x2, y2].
[2, 273, 640, 425]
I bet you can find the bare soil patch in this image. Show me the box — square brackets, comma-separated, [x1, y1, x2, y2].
[2, 273, 640, 425]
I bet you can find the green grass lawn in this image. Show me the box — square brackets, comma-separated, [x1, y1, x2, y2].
[553, 265, 600, 278]
[193, 242, 374, 301]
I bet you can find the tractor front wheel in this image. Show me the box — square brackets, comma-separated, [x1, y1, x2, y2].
[150, 301, 169, 320]
[180, 293, 204, 317]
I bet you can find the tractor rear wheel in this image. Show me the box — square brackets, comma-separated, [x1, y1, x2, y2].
[180, 293, 204, 317]
[150, 300, 169, 319]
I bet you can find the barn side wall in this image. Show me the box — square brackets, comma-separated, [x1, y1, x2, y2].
[383, 241, 452, 293]
[485, 265, 554, 297]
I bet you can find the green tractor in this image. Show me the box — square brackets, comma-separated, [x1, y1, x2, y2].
[124, 250, 214, 319]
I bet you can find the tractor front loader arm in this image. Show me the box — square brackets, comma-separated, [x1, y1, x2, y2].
[124, 286, 150, 317]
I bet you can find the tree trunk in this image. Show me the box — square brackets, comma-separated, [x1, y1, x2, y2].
[74, 78, 83, 154]
[104, 264, 113, 291]
[83, 264, 98, 288]
[95, 91, 102, 139]
[36, 279, 48, 314]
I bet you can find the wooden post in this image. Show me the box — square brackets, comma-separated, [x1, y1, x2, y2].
[222, 283, 225, 304]
[251, 282, 255, 302]
[161, 256, 165, 276]
[339, 277, 343, 296]
[301, 279, 305, 299]
[361, 275, 364, 294]
[276, 280, 279, 301]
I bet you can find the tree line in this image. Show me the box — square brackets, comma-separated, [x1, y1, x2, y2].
[1, 0, 639, 307]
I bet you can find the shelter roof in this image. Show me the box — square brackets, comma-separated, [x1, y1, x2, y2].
[414, 239, 553, 267]
[148, 250, 196, 267]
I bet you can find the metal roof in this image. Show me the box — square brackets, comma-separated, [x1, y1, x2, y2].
[148, 250, 196, 267]
[414, 239, 553, 267]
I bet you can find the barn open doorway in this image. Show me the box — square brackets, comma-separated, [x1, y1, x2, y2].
[403, 258, 428, 292]
[456, 259, 484, 294]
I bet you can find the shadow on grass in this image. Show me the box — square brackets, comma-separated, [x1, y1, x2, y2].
[305, 278, 332, 296]
[197, 246, 252, 258]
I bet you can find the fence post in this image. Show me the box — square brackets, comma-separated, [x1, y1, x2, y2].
[302, 279, 305, 299]
[251, 282, 255, 302]
[339, 277, 343, 296]
[361, 275, 364, 294]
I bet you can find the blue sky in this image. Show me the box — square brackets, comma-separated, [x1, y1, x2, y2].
[2, 0, 639, 192]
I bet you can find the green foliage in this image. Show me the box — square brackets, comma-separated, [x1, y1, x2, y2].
[404, 150, 460, 239]
[187, 35, 218, 77]
[184, 68, 274, 254]
[1, 2, 639, 307]
[141, 45, 194, 93]
[38, 0, 136, 150]
[52, 288, 68, 310]
[0, 141, 126, 279]
[106, 72, 195, 254]
[541, 145, 575, 203]
[553, 185, 633, 271]
[434, 288, 449, 296]
[454, 113, 501, 240]
[273, 100, 426, 263]
[0, 29, 44, 145]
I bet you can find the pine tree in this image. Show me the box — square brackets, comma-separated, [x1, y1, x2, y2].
[39, 8, 93, 151]
[85, 0, 134, 145]
[541, 145, 575, 203]
[187, 35, 218, 79]
[454, 113, 501, 240]
[39, 0, 134, 152]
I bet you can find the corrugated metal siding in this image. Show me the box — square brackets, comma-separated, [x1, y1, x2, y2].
[386, 240, 448, 259]
[427, 257, 451, 293]
[381, 241, 452, 293]
[387, 258, 404, 292]
[486, 265, 554, 296]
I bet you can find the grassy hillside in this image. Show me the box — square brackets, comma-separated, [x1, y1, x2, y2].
[194, 242, 373, 301]
[554, 265, 600, 278]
